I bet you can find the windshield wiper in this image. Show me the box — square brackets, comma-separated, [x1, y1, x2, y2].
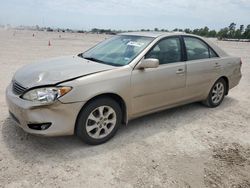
[81, 56, 106, 64]
[78, 54, 120, 66]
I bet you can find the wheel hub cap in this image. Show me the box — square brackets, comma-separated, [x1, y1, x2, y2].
[85, 105, 117, 139]
[211, 82, 224, 104]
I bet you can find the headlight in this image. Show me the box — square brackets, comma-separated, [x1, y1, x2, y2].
[22, 86, 72, 103]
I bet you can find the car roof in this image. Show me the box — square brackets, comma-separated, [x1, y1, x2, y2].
[119, 31, 189, 38]
[119, 32, 229, 57]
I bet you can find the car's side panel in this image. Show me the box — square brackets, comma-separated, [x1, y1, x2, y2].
[219, 57, 242, 89]
[130, 62, 186, 116]
[58, 66, 133, 117]
[185, 58, 221, 100]
[185, 56, 242, 101]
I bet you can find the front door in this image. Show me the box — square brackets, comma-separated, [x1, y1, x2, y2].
[131, 37, 186, 116]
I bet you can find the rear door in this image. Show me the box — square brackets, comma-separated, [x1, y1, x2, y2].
[183, 36, 220, 99]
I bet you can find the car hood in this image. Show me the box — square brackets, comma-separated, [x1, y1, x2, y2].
[13, 56, 115, 88]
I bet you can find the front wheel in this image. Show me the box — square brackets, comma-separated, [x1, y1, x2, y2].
[203, 78, 226, 108]
[76, 97, 122, 145]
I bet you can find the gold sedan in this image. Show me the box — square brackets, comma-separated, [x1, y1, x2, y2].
[6, 32, 242, 144]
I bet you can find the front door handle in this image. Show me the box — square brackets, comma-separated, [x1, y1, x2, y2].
[214, 62, 221, 68]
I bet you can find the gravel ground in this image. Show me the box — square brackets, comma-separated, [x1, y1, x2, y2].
[0, 29, 250, 188]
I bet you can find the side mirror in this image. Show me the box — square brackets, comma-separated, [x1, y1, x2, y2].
[138, 58, 159, 69]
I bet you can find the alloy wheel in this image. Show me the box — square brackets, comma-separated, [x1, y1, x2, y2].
[211, 82, 225, 104]
[85, 106, 117, 139]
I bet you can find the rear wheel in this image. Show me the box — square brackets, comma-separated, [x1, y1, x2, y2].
[203, 78, 226, 108]
[76, 97, 122, 145]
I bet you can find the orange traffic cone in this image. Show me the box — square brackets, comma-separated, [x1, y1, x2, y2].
[48, 40, 51, 46]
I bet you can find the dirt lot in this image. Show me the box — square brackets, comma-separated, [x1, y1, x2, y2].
[0, 29, 250, 188]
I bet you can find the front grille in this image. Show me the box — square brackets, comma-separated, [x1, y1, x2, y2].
[12, 80, 27, 95]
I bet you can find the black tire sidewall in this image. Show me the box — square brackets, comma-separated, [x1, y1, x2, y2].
[76, 97, 122, 145]
[207, 79, 226, 107]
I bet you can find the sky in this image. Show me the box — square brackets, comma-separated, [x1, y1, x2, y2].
[0, 0, 250, 30]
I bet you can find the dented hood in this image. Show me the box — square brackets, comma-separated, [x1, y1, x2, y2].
[13, 56, 115, 88]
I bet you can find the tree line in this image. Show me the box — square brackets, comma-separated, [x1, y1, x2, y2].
[91, 23, 250, 39]
[15, 23, 250, 39]
[152, 23, 250, 39]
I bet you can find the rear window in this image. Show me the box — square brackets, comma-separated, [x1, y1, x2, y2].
[184, 37, 209, 61]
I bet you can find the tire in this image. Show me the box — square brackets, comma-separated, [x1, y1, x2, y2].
[76, 97, 122, 145]
[203, 78, 226, 108]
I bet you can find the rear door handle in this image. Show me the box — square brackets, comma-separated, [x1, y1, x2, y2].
[176, 68, 185, 74]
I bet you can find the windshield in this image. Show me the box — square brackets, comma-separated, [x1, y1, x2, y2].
[80, 35, 154, 66]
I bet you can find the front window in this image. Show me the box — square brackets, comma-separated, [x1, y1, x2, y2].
[145, 37, 182, 64]
[80, 35, 154, 66]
